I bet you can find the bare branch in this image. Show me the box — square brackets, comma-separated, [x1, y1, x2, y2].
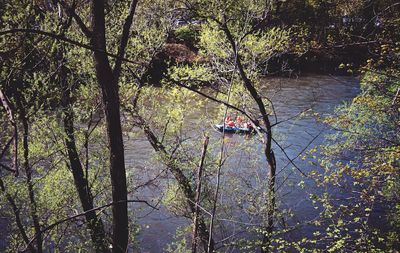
[0, 177, 35, 252]
[192, 135, 209, 253]
[0, 163, 15, 173]
[173, 79, 247, 114]
[276, 130, 324, 191]
[272, 137, 308, 177]
[24, 199, 158, 251]
[0, 89, 18, 176]
[0, 137, 14, 160]
[392, 88, 400, 107]
[271, 108, 311, 127]
[113, 0, 139, 78]
[59, 0, 93, 38]
[0, 29, 143, 65]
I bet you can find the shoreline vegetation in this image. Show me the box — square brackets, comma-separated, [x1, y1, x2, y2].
[146, 36, 371, 85]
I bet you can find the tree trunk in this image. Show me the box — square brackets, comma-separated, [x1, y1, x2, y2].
[221, 23, 277, 253]
[59, 50, 110, 252]
[0, 177, 34, 252]
[18, 104, 43, 253]
[192, 136, 209, 253]
[136, 113, 214, 252]
[90, 1, 128, 252]
[0, 90, 18, 176]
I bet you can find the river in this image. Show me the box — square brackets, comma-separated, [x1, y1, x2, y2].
[0, 75, 360, 252]
[124, 75, 360, 252]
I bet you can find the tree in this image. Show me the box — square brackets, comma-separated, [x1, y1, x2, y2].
[60, 1, 138, 251]
[168, 1, 290, 251]
[303, 4, 400, 251]
[59, 45, 109, 252]
[0, 0, 138, 251]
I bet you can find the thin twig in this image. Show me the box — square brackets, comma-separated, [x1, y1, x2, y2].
[23, 199, 157, 252]
[272, 137, 308, 177]
[0, 29, 143, 65]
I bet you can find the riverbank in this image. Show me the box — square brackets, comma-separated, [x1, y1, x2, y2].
[144, 40, 367, 86]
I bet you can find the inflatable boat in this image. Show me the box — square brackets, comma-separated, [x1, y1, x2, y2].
[214, 124, 255, 134]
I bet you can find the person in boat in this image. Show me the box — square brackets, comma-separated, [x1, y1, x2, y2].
[235, 116, 243, 127]
[224, 116, 236, 128]
[243, 121, 252, 130]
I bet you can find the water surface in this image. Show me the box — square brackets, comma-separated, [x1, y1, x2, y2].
[126, 75, 360, 252]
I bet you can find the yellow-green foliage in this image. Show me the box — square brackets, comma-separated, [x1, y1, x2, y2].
[169, 64, 214, 82]
[162, 183, 189, 216]
[37, 166, 75, 218]
[199, 23, 289, 72]
[136, 85, 206, 137]
[199, 23, 231, 60]
[307, 69, 400, 251]
[174, 24, 199, 45]
[241, 28, 290, 64]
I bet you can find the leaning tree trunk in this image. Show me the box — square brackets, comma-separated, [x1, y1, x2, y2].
[135, 113, 214, 252]
[17, 102, 43, 253]
[0, 95, 35, 252]
[59, 48, 110, 253]
[222, 23, 277, 253]
[192, 136, 209, 253]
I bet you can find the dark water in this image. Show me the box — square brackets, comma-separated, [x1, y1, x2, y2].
[125, 75, 360, 252]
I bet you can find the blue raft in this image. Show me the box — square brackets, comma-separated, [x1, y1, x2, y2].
[214, 124, 255, 134]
